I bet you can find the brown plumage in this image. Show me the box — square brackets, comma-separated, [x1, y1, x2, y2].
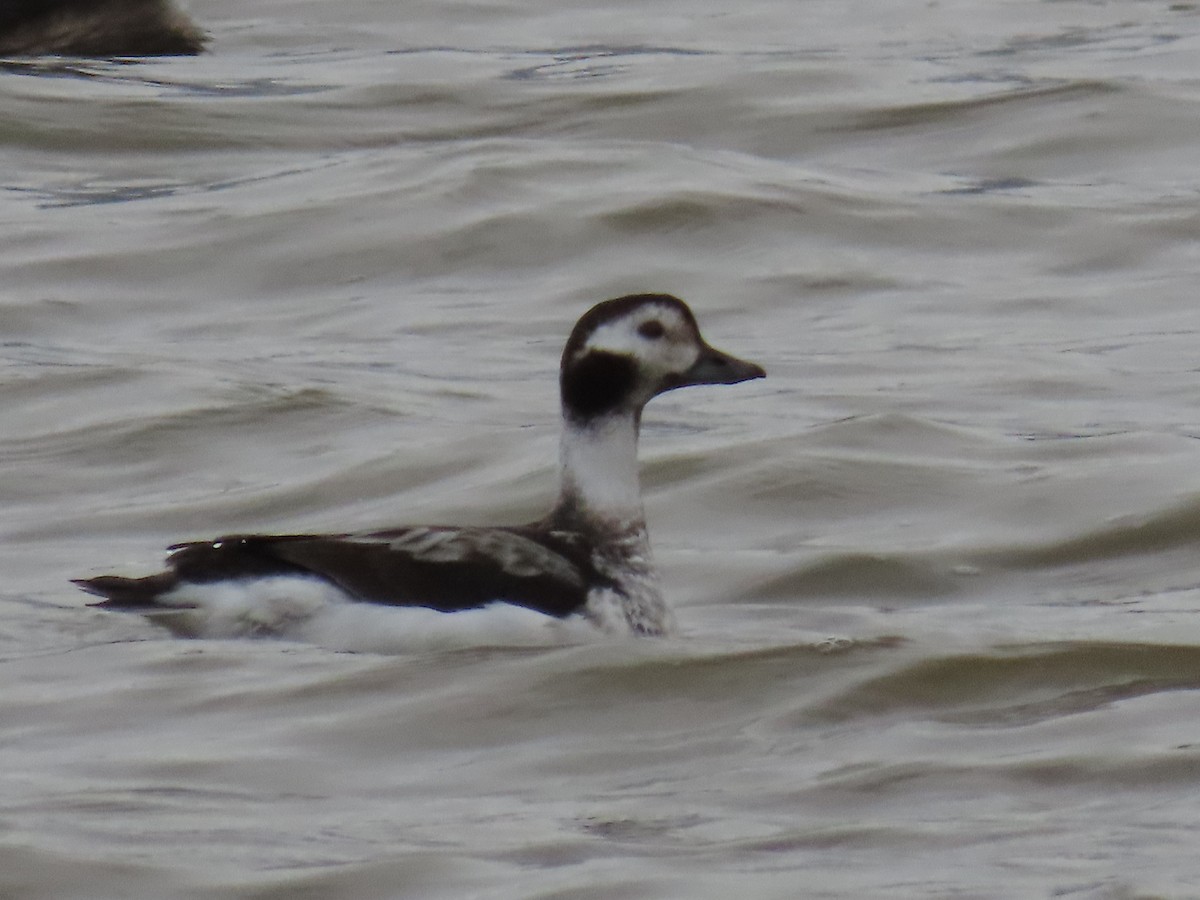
[0, 0, 206, 57]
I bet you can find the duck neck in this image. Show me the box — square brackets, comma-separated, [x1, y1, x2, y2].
[552, 406, 672, 636]
[553, 408, 646, 530]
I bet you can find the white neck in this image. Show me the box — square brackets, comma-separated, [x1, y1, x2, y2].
[556, 410, 645, 526]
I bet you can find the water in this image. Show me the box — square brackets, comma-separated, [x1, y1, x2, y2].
[4, 0, 1200, 896]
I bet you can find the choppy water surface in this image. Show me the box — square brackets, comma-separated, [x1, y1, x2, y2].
[5, 0, 1200, 896]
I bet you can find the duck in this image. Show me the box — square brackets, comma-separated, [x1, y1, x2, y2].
[75, 294, 765, 650]
[0, 0, 205, 57]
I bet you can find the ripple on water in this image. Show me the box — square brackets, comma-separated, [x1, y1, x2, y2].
[800, 641, 1200, 727]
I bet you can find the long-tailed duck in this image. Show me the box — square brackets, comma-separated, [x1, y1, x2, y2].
[76, 294, 765, 650]
[0, 0, 205, 57]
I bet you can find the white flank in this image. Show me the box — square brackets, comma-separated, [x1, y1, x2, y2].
[155, 576, 604, 653]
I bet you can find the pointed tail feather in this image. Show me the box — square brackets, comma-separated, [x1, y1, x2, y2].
[73, 572, 178, 609]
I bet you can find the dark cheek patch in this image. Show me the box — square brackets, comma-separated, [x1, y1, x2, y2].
[561, 351, 638, 421]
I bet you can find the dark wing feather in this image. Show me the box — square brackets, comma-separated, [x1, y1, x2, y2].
[267, 527, 599, 617]
[148, 526, 602, 618]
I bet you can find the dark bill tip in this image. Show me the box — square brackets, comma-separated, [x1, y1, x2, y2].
[678, 344, 766, 387]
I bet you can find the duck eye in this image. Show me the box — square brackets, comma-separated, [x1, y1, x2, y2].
[638, 320, 666, 340]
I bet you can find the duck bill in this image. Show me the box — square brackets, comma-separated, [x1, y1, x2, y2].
[675, 343, 766, 388]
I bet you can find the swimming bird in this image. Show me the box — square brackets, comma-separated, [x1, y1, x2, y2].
[0, 0, 205, 57]
[75, 294, 765, 650]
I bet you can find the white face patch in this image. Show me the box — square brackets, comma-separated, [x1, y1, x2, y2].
[579, 303, 701, 384]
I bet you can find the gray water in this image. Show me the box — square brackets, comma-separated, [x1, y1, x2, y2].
[5, 0, 1200, 896]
